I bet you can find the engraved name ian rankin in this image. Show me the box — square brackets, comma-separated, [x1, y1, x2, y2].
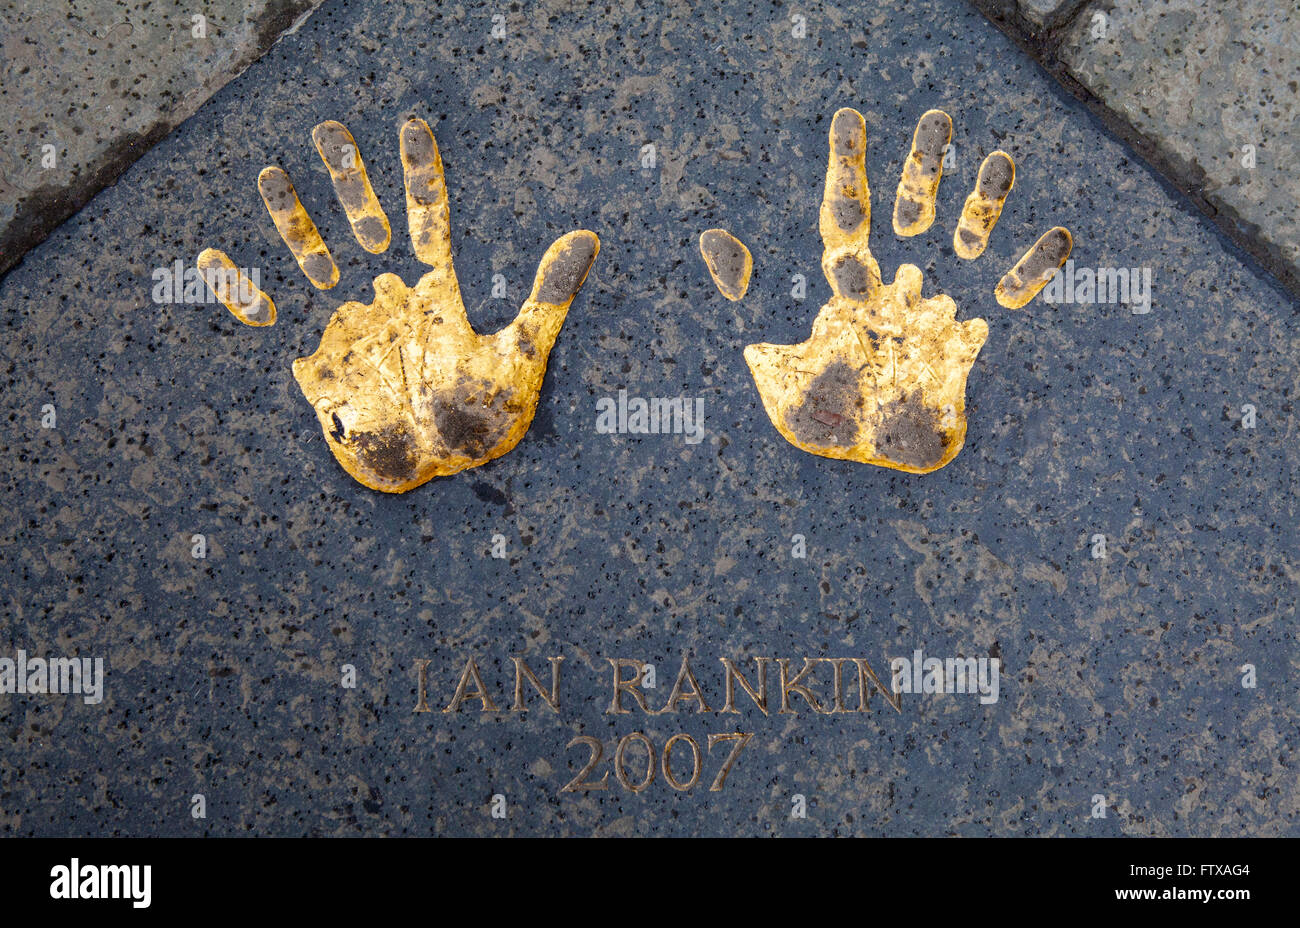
[414, 654, 903, 793]
[413, 655, 902, 716]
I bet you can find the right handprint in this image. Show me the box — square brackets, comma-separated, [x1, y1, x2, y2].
[700, 107, 1071, 474]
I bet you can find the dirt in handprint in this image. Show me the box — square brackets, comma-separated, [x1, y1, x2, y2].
[787, 361, 865, 447]
[828, 254, 876, 300]
[826, 111, 869, 233]
[698, 229, 751, 301]
[894, 198, 921, 230]
[349, 423, 419, 484]
[875, 391, 947, 470]
[535, 233, 599, 304]
[431, 378, 518, 460]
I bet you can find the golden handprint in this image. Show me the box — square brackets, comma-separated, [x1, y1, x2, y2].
[701, 107, 1071, 474]
[199, 117, 599, 493]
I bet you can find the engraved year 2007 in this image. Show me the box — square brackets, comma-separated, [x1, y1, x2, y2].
[562, 732, 754, 793]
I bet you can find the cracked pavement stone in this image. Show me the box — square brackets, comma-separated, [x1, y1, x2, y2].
[1018, 0, 1071, 29]
[1060, 0, 1300, 288]
[0, 0, 322, 278]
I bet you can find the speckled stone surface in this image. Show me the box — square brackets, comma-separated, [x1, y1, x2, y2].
[1059, 0, 1300, 292]
[0, 0, 1296, 836]
[0, 0, 322, 277]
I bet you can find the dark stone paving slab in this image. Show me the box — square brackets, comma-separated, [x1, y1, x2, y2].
[0, 0, 1295, 836]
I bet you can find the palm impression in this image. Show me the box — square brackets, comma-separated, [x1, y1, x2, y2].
[199, 117, 599, 493]
[700, 107, 1071, 474]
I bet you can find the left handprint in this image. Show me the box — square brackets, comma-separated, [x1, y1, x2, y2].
[199, 118, 599, 493]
